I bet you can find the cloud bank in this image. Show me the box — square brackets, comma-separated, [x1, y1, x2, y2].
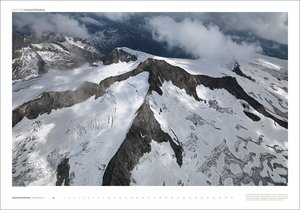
[94, 12, 134, 22]
[13, 13, 90, 38]
[204, 13, 288, 45]
[149, 16, 262, 60]
[79, 16, 103, 26]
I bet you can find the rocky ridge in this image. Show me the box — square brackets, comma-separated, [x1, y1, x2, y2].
[12, 49, 288, 186]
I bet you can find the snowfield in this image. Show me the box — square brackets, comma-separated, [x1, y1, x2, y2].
[12, 47, 288, 186]
[132, 81, 287, 185]
[13, 71, 149, 186]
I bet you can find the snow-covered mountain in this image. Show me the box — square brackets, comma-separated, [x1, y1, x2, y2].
[12, 47, 288, 186]
[12, 34, 102, 81]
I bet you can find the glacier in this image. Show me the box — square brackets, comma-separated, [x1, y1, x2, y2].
[12, 47, 288, 186]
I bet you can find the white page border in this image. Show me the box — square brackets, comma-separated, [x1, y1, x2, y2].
[1, 1, 299, 209]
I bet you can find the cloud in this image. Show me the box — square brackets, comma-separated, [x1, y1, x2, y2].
[13, 13, 90, 38]
[94, 12, 134, 22]
[202, 13, 288, 44]
[148, 16, 262, 60]
[79, 16, 104, 26]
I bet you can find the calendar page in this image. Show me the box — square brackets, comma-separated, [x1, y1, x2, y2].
[1, 1, 299, 209]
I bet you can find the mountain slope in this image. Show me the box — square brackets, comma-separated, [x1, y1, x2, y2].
[12, 48, 288, 186]
[12, 34, 102, 81]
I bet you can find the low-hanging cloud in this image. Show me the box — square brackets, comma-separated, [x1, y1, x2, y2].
[94, 12, 134, 22]
[79, 16, 104, 26]
[203, 13, 288, 45]
[149, 16, 262, 60]
[13, 13, 90, 38]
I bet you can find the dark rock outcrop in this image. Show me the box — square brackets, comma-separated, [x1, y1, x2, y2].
[12, 57, 288, 186]
[102, 49, 137, 65]
[232, 62, 255, 82]
[36, 52, 48, 75]
[243, 111, 261, 121]
[196, 74, 287, 129]
[13, 58, 288, 130]
[139, 59, 286, 128]
[12, 81, 98, 127]
[102, 101, 183, 186]
[96, 58, 201, 101]
[95, 68, 144, 99]
[138, 59, 202, 101]
[37, 57, 47, 75]
[138, 59, 286, 128]
[56, 158, 70, 186]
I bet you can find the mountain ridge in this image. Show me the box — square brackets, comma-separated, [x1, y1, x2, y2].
[12, 47, 288, 186]
[13, 55, 287, 129]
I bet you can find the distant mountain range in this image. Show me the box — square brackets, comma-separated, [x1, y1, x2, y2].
[12, 13, 287, 81]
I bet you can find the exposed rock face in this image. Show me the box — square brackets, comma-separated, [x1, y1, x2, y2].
[14, 58, 287, 128]
[138, 59, 202, 101]
[101, 58, 287, 185]
[12, 47, 41, 80]
[102, 101, 183, 186]
[12, 57, 288, 186]
[140, 59, 286, 128]
[56, 158, 70, 186]
[102, 48, 137, 65]
[37, 55, 47, 75]
[243, 111, 261, 121]
[12, 33, 102, 80]
[95, 67, 144, 99]
[12, 81, 98, 127]
[232, 62, 255, 82]
[141, 59, 286, 128]
[96, 58, 201, 101]
[196, 74, 287, 129]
